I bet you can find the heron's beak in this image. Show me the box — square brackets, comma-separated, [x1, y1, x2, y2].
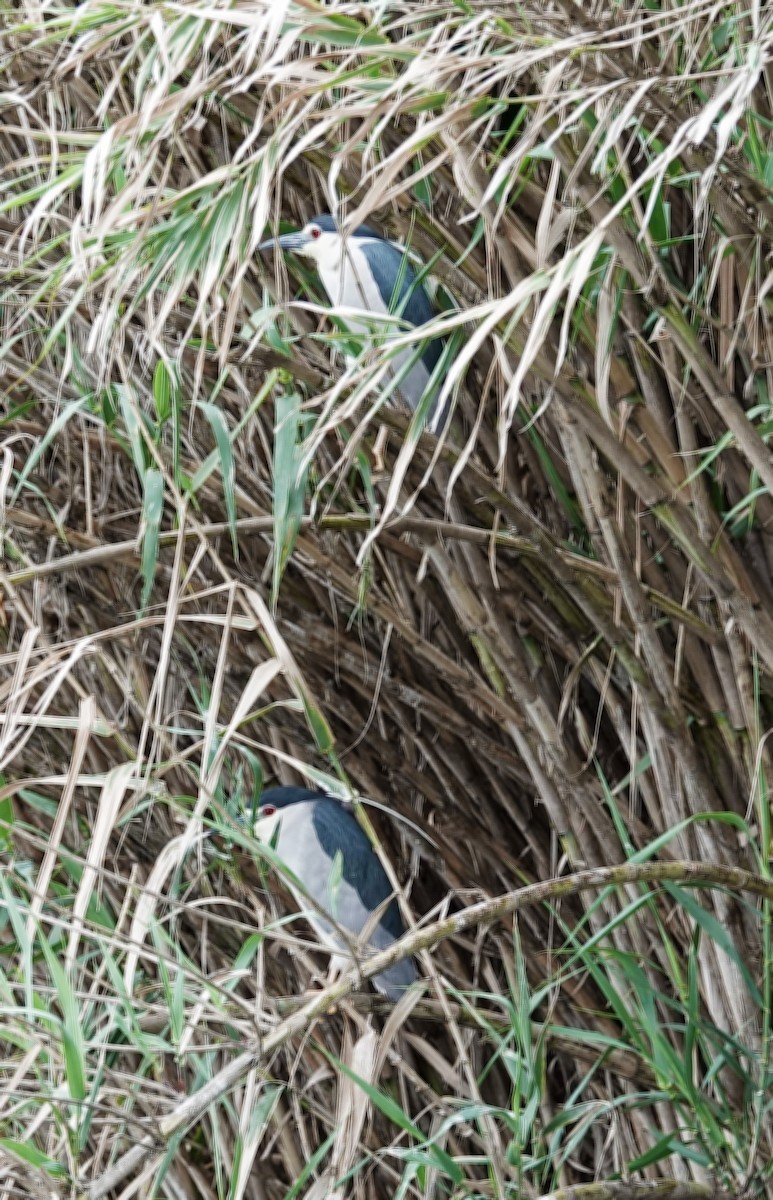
[257, 231, 308, 253]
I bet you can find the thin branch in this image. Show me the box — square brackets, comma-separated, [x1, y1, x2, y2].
[85, 859, 773, 1198]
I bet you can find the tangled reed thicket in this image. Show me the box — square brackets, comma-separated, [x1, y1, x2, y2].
[2, 0, 773, 1197]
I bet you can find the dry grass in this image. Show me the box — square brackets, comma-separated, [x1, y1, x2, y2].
[1, 0, 773, 1197]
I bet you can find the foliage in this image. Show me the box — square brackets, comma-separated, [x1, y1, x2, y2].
[1, 0, 773, 1197]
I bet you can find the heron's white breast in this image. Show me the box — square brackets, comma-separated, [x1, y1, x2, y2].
[314, 237, 389, 323]
[312, 237, 432, 411]
[254, 801, 394, 956]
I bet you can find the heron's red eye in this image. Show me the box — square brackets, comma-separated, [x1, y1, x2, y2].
[310, 226, 321, 239]
[260, 804, 277, 817]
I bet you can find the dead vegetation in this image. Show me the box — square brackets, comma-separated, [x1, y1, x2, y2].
[1, 0, 773, 1197]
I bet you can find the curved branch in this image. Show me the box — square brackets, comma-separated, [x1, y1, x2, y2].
[86, 860, 772, 1199]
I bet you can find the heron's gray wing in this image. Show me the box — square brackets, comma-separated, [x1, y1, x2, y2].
[310, 798, 405, 941]
[360, 239, 444, 377]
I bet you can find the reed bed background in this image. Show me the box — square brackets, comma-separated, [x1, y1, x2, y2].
[1, 1, 773, 1198]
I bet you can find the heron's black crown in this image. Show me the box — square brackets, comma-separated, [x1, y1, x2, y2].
[309, 214, 384, 241]
[259, 785, 332, 810]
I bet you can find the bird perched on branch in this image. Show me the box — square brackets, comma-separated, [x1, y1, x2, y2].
[258, 215, 449, 433]
[250, 785, 416, 1000]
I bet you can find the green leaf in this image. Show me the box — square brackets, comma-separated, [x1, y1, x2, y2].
[0, 781, 13, 853]
[153, 359, 173, 426]
[140, 467, 165, 610]
[299, 691, 336, 756]
[11, 397, 89, 503]
[117, 384, 149, 477]
[38, 933, 87, 1103]
[324, 1050, 464, 1184]
[0, 870, 33, 1010]
[412, 171, 432, 205]
[665, 883, 763, 1005]
[227, 934, 264, 983]
[271, 390, 308, 607]
[266, 323, 293, 357]
[230, 1087, 284, 1200]
[280, 1131, 335, 1200]
[199, 402, 237, 557]
[0, 1139, 67, 1178]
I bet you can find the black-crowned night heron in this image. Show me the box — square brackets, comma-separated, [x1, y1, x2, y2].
[258, 215, 448, 433]
[252, 785, 416, 1000]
